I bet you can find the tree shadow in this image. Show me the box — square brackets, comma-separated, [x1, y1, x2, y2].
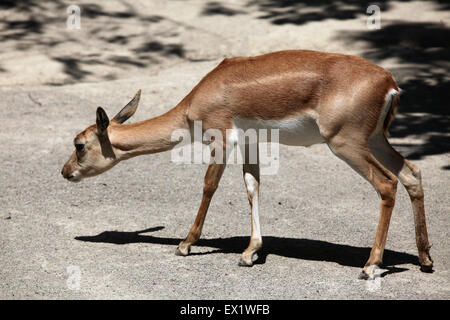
[249, 0, 382, 25]
[134, 41, 185, 58]
[75, 226, 419, 274]
[202, 2, 245, 16]
[53, 57, 92, 80]
[0, 1, 186, 84]
[0, 0, 52, 42]
[245, 0, 449, 26]
[336, 21, 450, 161]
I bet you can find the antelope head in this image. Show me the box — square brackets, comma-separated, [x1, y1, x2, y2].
[61, 90, 141, 182]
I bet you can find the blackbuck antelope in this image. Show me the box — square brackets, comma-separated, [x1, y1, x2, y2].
[62, 50, 433, 279]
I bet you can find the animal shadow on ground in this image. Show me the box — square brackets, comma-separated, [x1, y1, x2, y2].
[76, 226, 419, 277]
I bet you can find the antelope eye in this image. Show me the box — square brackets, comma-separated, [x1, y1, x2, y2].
[75, 143, 84, 151]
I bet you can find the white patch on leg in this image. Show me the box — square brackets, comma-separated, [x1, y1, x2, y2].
[244, 172, 261, 242]
[227, 126, 240, 145]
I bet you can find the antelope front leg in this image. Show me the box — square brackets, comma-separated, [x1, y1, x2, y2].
[176, 163, 225, 256]
[239, 162, 262, 267]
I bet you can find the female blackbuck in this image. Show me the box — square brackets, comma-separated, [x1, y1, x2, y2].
[62, 50, 433, 279]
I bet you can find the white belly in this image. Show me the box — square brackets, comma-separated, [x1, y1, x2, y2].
[233, 116, 325, 147]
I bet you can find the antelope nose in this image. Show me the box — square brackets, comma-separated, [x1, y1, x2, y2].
[61, 167, 71, 179]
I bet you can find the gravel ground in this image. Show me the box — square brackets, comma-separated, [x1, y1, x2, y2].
[0, 0, 449, 299]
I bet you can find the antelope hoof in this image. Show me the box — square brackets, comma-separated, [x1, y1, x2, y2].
[238, 253, 258, 267]
[238, 257, 253, 267]
[175, 243, 191, 256]
[419, 252, 434, 273]
[420, 263, 433, 273]
[358, 265, 380, 280]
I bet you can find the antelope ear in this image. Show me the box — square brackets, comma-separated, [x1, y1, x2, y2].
[96, 107, 110, 134]
[112, 89, 141, 124]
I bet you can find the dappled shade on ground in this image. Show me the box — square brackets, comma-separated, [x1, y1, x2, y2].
[0, 0, 187, 84]
[336, 21, 450, 161]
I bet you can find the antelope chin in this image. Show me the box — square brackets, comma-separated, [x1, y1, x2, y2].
[67, 171, 83, 183]
[68, 176, 82, 183]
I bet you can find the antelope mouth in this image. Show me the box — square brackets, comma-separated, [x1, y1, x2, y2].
[67, 174, 82, 183]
